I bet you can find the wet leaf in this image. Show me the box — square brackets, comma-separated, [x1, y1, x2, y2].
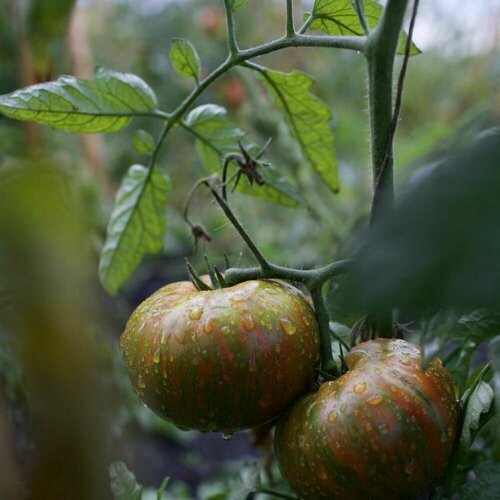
[257, 68, 339, 192]
[0, 67, 157, 133]
[308, 0, 421, 55]
[133, 129, 156, 154]
[169, 38, 201, 81]
[99, 164, 171, 294]
[185, 104, 305, 207]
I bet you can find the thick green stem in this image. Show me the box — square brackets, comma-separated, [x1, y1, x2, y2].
[366, 0, 409, 226]
[286, 0, 295, 37]
[365, 0, 410, 336]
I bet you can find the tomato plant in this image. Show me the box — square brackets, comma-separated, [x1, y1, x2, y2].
[121, 279, 320, 433]
[275, 339, 459, 499]
[0, 0, 498, 499]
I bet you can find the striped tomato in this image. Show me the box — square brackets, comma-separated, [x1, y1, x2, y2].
[121, 279, 320, 434]
[275, 338, 459, 499]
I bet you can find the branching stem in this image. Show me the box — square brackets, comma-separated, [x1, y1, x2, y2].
[223, 0, 239, 57]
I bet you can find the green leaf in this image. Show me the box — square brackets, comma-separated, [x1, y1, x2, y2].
[99, 164, 171, 295]
[230, 0, 248, 12]
[257, 68, 339, 192]
[308, 0, 421, 55]
[185, 104, 245, 169]
[459, 461, 500, 499]
[109, 462, 143, 500]
[0, 67, 157, 133]
[185, 104, 305, 207]
[133, 129, 156, 154]
[460, 378, 494, 453]
[490, 336, 500, 449]
[169, 39, 201, 81]
[157, 476, 170, 500]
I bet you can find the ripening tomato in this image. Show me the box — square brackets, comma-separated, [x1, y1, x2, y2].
[121, 280, 320, 433]
[275, 339, 459, 500]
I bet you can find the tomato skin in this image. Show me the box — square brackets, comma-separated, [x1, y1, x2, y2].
[121, 280, 320, 432]
[275, 339, 459, 500]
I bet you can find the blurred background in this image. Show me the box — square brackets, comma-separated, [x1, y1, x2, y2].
[0, 0, 498, 498]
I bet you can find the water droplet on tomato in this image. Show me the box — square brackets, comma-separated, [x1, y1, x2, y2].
[160, 331, 168, 345]
[138, 375, 146, 389]
[340, 404, 347, 413]
[204, 318, 214, 334]
[222, 432, 233, 441]
[367, 396, 383, 406]
[189, 307, 203, 320]
[353, 382, 367, 394]
[400, 359, 411, 366]
[242, 315, 254, 331]
[328, 411, 338, 422]
[153, 348, 161, 364]
[279, 317, 296, 335]
[221, 326, 230, 336]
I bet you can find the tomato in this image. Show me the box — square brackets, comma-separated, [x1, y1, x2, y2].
[121, 279, 320, 433]
[275, 339, 459, 499]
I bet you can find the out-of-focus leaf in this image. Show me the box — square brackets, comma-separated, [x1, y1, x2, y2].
[157, 476, 170, 500]
[230, 0, 248, 12]
[133, 129, 156, 154]
[27, 0, 77, 75]
[184, 104, 305, 207]
[420, 309, 500, 389]
[459, 461, 500, 499]
[347, 134, 500, 312]
[99, 164, 171, 295]
[229, 463, 261, 500]
[491, 336, 500, 451]
[307, 0, 420, 55]
[0, 67, 157, 133]
[0, 326, 25, 403]
[109, 462, 143, 500]
[256, 67, 339, 192]
[169, 38, 201, 81]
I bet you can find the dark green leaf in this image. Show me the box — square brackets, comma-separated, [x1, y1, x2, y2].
[169, 38, 201, 81]
[99, 164, 171, 295]
[308, 0, 421, 55]
[459, 461, 500, 499]
[133, 130, 156, 154]
[257, 68, 339, 192]
[347, 134, 500, 312]
[185, 105, 305, 207]
[0, 67, 157, 133]
[109, 462, 143, 500]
